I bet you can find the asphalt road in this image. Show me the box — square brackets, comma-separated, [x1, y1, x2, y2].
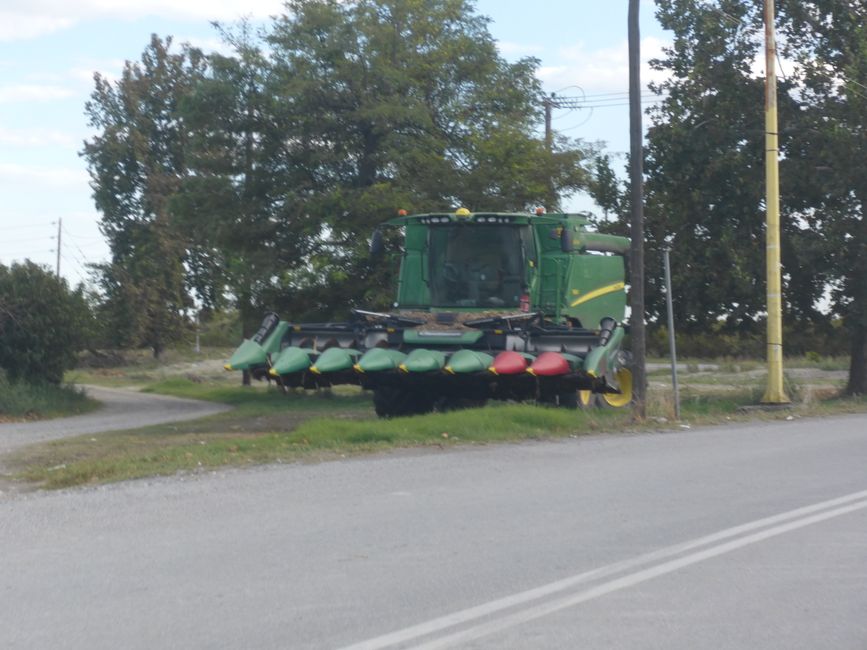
[1, 412, 866, 649]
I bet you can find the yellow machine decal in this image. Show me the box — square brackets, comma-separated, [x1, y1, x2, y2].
[569, 281, 625, 307]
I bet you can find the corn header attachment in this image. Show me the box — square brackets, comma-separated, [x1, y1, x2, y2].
[225, 210, 633, 416]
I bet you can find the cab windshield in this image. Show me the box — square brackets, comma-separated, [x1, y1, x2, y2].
[428, 224, 525, 308]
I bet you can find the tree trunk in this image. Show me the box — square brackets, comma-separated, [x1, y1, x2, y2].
[846, 322, 867, 395]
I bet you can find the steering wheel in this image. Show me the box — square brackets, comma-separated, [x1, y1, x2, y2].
[476, 264, 498, 282]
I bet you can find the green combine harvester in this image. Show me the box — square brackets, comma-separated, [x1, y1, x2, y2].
[225, 208, 633, 416]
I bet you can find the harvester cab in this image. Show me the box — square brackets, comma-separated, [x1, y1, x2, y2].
[225, 209, 633, 416]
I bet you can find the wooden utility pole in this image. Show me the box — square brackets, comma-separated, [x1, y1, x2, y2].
[541, 93, 583, 209]
[541, 94, 582, 152]
[761, 0, 789, 404]
[628, 0, 647, 419]
[55, 218, 62, 278]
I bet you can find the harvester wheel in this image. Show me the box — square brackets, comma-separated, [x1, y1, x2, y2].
[556, 389, 598, 409]
[373, 386, 434, 418]
[600, 368, 633, 408]
[439, 397, 487, 412]
[577, 390, 598, 409]
[556, 391, 578, 409]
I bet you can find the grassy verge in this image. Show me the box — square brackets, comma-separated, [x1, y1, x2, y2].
[6, 376, 867, 491]
[8, 401, 628, 490]
[0, 377, 98, 421]
[4, 355, 867, 488]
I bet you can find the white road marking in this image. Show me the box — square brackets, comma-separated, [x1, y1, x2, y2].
[412, 498, 867, 649]
[339, 489, 867, 650]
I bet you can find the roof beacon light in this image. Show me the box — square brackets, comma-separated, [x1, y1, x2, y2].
[397, 209, 408, 216]
[535, 207, 545, 216]
[455, 207, 471, 218]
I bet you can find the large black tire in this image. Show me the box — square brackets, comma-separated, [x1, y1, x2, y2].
[373, 386, 434, 418]
[538, 389, 588, 409]
[549, 388, 600, 409]
[438, 397, 487, 412]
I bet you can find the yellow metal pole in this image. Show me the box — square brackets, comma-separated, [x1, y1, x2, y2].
[762, 0, 789, 404]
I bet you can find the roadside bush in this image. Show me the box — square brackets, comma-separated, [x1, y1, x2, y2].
[0, 368, 94, 417]
[0, 261, 94, 384]
[646, 318, 849, 359]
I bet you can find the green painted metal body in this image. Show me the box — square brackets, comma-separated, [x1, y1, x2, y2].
[311, 347, 361, 374]
[226, 321, 290, 371]
[583, 323, 625, 377]
[225, 211, 632, 413]
[403, 330, 483, 346]
[401, 348, 447, 373]
[270, 346, 316, 375]
[392, 212, 627, 329]
[357, 348, 407, 373]
[445, 349, 494, 374]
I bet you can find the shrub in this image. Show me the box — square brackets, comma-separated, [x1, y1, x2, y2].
[0, 369, 94, 417]
[0, 261, 93, 384]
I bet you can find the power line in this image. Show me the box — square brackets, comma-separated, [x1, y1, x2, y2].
[2, 249, 54, 257]
[62, 224, 98, 263]
[59, 251, 88, 285]
[543, 92, 666, 135]
[2, 221, 54, 231]
[577, 90, 668, 100]
[569, 99, 666, 109]
[3, 235, 55, 244]
[569, 96, 665, 109]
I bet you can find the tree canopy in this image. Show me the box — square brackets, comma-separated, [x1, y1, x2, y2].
[82, 0, 593, 348]
[615, 0, 867, 390]
[778, 0, 867, 393]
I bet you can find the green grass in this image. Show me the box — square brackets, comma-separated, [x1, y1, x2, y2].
[4, 380, 816, 491]
[8, 402, 629, 490]
[7, 370, 867, 491]
[143, 377, 372, 412]
[0, 377, 98, 421]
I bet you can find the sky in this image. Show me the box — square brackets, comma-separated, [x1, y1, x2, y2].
[0, 0, 670, 287]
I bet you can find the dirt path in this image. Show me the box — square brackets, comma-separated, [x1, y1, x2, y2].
[0, 385, 229, 458]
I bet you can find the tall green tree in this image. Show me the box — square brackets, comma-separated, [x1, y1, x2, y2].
[172, 21, 300, 339]
[83, 1, 594, 351]
[639, 0, 827, 335]
[82, 35, 205, 357]
[643, 1, 770, 330]
[779, 0, 867, 393]
[264, 0, 590, 316]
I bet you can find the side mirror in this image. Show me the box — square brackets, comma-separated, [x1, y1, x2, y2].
[560, 227, 574, 253]
[369, 228, 384, 257]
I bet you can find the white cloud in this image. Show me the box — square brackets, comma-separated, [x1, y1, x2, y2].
[0, 12, 74, 42]
[539, 36, 671, 95]
[496, 41, 543, 57]
[0, 84, 75, 103]
[0, 1, 284, 42]
[0, 162, 88, 188]
[0, 127, 77, 148]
